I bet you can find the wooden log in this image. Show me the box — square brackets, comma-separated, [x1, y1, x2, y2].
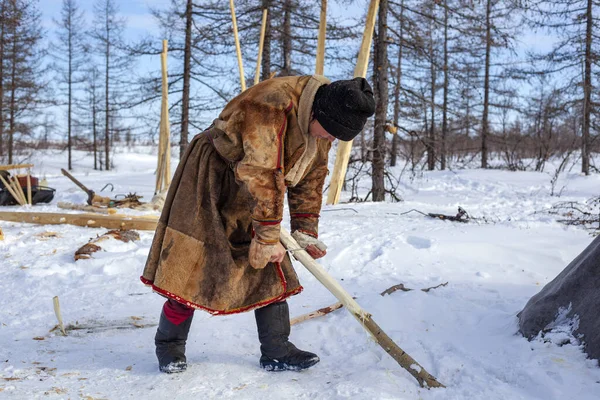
[291, 301, 343, 326]
[326, 0, 379, 205]
[0, 163, 34, 171]
[229, 0, 246, 91]
[315, 0, 327, 75]
[280, 228, 444, 389]
[0, 174, 24, 206]
[57, 202, 118, 215]
[0, 211, 158, 231]
[0, 226, 4, 241]
[254, 9, 268, 86]
[26, 170, 32, 205]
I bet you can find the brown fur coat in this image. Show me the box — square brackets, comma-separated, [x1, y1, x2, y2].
[141, 75, 331, 315]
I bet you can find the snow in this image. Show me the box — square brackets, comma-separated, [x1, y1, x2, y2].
[1, 147, 599, 399]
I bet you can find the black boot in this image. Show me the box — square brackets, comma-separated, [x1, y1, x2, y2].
[155, 310, 194, 373]
[255, 301, 320, 371]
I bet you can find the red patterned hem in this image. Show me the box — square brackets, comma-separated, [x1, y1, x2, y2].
[140, 263, 303, 315]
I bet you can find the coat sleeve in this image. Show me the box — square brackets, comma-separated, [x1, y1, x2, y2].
[287, 139, 331, 238]
[234, 100, 294, 245]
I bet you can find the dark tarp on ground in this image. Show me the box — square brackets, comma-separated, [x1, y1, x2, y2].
[518, 235, 600, 364]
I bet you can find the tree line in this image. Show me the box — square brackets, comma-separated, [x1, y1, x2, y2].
[0, 0, 597, 201]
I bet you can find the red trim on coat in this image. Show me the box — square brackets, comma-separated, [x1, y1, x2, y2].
[140, 261, 303, 316]
[290, 213, 320, 219]
[297, 229, 318, 238]
[254, 219, 282, 226]
[276, 102, 294, 171]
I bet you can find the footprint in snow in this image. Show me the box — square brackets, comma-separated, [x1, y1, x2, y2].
[406, 236, 432, 250]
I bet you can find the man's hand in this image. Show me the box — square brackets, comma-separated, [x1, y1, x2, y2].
[249, 239, 286, 269]
[269, 242, 286, 263]
[291, 230, 327, 260]
[305, 244, 327, 259]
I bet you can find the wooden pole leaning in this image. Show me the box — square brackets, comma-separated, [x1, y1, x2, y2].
[255, 9, 268, 86]
[13, 176, 27, 206]
[280, 228, 445, 389]
[326, 0, 380, 205]
[26, 169, 32, 205]
[315, 0, 327, 76]
[229, 0, 246, 91]
[0, 174, 24, 206]
[156, 40, 171, 194]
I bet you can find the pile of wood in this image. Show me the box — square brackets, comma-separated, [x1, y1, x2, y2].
[0, 164, 54, 206]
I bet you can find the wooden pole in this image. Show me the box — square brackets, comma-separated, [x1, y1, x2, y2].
[254, 9, 268, 86]
[291, 300, 343, 326]
[0, 174, 23, 206]
[229, 0, 246, 91]
[0, 163, 34, 171]
[13, 176, 27, 206]
[26, 169, 32, 206]
[315, 0, 327, 75]
[326, 0, 379, 205]
[280, 228, 445, 389]
[162, 40, 171, 188]
[53, 296, 67, 336]
[0, 226, 4, 241]
[0, 211, 158, 231]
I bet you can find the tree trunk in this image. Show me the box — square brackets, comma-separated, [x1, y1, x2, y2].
[104, 18, 110, 171]
[390, 0, 404, 168]
[372, 0, 388, 202]
[427, 11, 436, 171]
[92, 78, 98, 171]
[481, 0, 492, 169]
[261, 0, 271, 81]
[180, 0, 192, 160]
[282, 0, 292, 75]
[582, 0, 592, 175]
[441, 0, 449, 170]
[8, 10, 16, 165]
[0, 1, 5, 159]
[68, 11, 73, 170]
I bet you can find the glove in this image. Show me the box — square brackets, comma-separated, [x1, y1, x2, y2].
[249, 238, 280, 269]
[291, 230, 327, 259]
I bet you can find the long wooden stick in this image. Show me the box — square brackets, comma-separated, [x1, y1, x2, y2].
[0, 174, 24, 206]
[0, 211, 158, 231]
[0, 163, 34, 171]
[53, 296, 67, 336]
[14, 177, 28, 206]
[229, 0, 246, 91]
[26, 169, 32, 205]
[291, 301, 343, 326]
[326, 0, 379, 205]
[315, 0, 327, 75]
[280, 228, 444, 389]
[0, 226, 4, 241]
[161, 40, 171, 188]
[254, 9, 268, 86]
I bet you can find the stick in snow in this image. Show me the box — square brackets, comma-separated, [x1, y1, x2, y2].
[380, 282, 449, 296]
[280, 228, 445, 389]
[290, 301, 344, 326]
[53, 296, 67, 336]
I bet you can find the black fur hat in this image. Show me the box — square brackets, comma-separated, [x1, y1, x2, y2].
[312, 77, 376, 141]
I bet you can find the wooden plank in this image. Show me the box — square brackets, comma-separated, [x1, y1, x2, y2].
[254, 9, 268, 86]
[0, 211, 158, 231]
[26, 170, 32, 205]
[229, 0, 246, 91]
[0, 174, 24, 206]
[326, 0, 379, 205]
[0, 163, 34, 171]
[315, 0, 327, 75]
[280, 228, 444, 389]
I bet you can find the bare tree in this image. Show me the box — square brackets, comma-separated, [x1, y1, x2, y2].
[53, 0, 87, 170]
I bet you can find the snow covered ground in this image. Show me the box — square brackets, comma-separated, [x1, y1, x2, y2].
[1, 147, 599, 399]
